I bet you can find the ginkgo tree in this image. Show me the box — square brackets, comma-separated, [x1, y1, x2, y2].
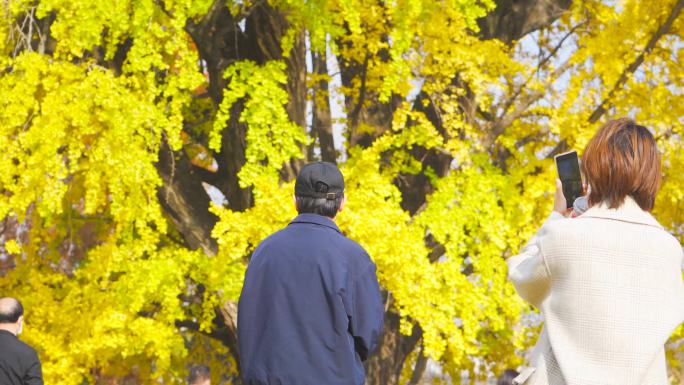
[0, 0, 683, 384]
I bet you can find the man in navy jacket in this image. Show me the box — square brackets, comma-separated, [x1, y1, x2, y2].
[237, 162, 384, 385]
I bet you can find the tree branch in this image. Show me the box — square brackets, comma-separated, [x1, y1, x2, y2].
[588, 0, 684, 125]
[498, 20, 588, 116]
[350, 53, 370, 132]
[488, 58, 574, 148]
[407, 344, 428, 385]
[156, 138, 218, 255]
[175, 299, 241, 373]
[589, 0, 684, 124]
[477, 0, 572, 45]
[192, 165, 219, 185]
[548, 0, 684, 157]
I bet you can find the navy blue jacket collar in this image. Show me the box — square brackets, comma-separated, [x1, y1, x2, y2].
[290, 213, 341, 233]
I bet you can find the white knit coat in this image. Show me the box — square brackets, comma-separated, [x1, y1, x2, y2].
[508, 197, 684, 385]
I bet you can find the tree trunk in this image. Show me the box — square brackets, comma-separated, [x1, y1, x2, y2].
[218, 101, 253, 211]
[186, 0, 247, 103]
[282, 29, 308, 180]
[156, 139, 218, 256]
[477, 0, 573, 44]
[337, 33, 402, 150]
[365, 310, 423, 385]
[311, 50, 336, 164]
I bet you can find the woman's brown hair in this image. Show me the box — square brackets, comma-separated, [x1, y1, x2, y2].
[581, 118, 661, 211]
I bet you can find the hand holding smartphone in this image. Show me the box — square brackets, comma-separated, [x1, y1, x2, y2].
[554, 150, 583, 210]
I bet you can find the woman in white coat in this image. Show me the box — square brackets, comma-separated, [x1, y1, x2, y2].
[508, 118, 684, 385]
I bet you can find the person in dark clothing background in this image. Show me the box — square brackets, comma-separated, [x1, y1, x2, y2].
[0, 297, 43, 385]
[237, 162, 384, 385]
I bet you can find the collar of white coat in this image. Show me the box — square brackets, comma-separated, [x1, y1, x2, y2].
[579, 195, 663, 229]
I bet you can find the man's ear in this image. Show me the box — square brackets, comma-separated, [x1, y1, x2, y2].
[338, 196, 346, 213]
[293, 195, 299, 211]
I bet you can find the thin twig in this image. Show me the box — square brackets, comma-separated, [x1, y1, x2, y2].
[587, 0, 684, 124]
[548, 0, 684, 158]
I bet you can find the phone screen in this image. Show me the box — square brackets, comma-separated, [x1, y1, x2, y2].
[555, 151, 583, 209]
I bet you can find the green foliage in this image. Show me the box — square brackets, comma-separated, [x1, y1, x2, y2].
[211, 60, 309, 186]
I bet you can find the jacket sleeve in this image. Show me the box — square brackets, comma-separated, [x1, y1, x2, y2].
[349, 263, 384, 361]
[23, 349, 43, 385]
[507, 211, 564, 308]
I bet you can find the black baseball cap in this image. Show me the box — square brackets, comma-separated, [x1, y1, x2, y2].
[295, 162, 344, 200]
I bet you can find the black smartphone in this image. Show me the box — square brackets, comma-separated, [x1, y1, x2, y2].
[554, 150, 583, 209]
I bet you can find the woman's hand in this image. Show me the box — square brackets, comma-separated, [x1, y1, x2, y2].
[554, 179, 573, 217]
